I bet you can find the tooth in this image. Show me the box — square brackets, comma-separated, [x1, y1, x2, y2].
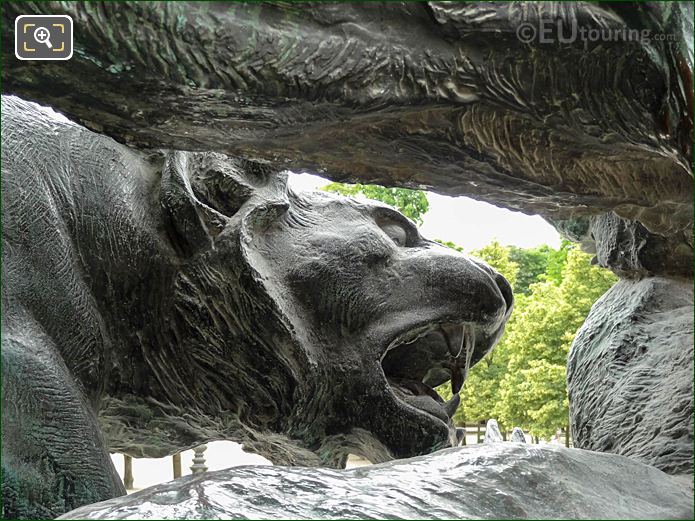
[444, 393, 460, 417]
[451, 368, 464, 394]
[464, 327, 475, 366]
[441, 324, 464, 358]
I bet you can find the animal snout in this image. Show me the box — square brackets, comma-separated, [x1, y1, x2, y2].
[467, 257, 514, 319]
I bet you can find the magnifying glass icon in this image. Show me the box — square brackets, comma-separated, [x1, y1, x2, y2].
[33, 26, 53, 49]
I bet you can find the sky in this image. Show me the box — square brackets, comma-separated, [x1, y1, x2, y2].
[288, 173, 561, 251]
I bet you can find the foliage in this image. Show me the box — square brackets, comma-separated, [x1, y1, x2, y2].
[321, 182, 429, 225]
[502, 360, 569, 436]
[495, 247, 616, 438]
[544, 239, 572, 285]
[470, 241, 519, 290]
[508, 245, 550, 295]
[435, 239, 463, 252]
[437, 242, 616, 440]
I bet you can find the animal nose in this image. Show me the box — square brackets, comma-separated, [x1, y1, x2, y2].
[467, 257, 513, 315]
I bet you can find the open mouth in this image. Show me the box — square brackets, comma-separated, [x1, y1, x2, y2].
[381, 322, 478, 425]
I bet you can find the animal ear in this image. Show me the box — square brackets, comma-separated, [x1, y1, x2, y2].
[160, 151, 284, 255]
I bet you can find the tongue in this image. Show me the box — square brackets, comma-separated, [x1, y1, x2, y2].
[388, 378, 462, 422]
[389, 378, 443, 402]
[398, 394, 449, 422]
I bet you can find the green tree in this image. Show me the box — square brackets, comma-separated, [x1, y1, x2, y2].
[434, 239, 463, 252]
[508, 245, 550, 295]
[471, 241, 519, 290]
[436, 241, 615, 440]
[495, 247, 616, 438]
[321, 182, 429, 225]
[544, 239, 572, 285]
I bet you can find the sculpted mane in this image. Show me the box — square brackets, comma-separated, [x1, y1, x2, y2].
[100, 152, 317, 460]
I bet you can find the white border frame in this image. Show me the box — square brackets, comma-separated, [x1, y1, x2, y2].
[15, 14, 74, 61]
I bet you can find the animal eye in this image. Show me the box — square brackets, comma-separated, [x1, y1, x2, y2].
[380, 222, 408, 247]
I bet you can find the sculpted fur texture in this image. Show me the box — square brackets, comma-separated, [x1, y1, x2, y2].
[1, 96, 512, 518]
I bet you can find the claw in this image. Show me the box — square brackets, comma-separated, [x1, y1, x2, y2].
[444, 393, 460, 418]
